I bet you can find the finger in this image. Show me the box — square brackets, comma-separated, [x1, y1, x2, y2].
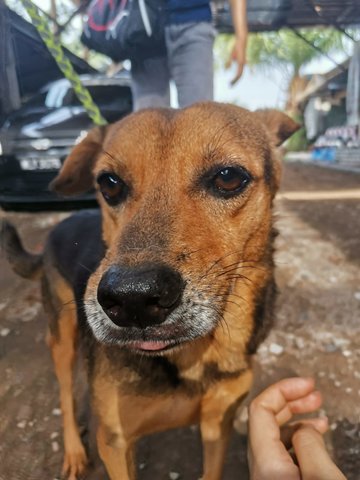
[248, 403, 295, 477]
[292, 426, 347, 480]
[275, 390, 323, 426]
[280, 417, 329, 449]
[289, 390, 323, 415]
[230, 63, 244, 85]
[252, 378, 316, 417]
[293, 417, 329, 435]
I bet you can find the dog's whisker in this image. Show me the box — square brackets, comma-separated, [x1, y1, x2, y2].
[199, 249, 268, 280]
[212, 269, 254, 283]
[222, 275, 254, 285]
[78, 263, 96, 273]
[209, 291, 251, 313]
[203, 263, 268, 281]
[193, 302, 230, 340]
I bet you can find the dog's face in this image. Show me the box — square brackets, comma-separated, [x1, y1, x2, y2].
[51, 103, 298, 355]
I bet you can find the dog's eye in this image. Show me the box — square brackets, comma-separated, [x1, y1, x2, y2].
[211, 167, 251, 197]
[97, 173, 128, 206]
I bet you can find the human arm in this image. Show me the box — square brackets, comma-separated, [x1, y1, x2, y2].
[227, 0, 248, 84]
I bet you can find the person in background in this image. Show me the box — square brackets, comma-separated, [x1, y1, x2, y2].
[131, 0, 248, 111]
[247, 377, 347, 480]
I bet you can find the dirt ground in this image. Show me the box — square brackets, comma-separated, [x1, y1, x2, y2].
[0, 161, 359, 480]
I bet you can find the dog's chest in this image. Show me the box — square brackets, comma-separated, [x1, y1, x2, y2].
[92, 351, 203, 438]
[92, 341, 250, 440]
[93, 350, 250, 440]
[118, 390, 202, 439]
[103, 348, 245, 397]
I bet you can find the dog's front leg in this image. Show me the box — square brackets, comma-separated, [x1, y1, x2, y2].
[97, 424, 135, 480]
[200, 369, 253, 480]
[47, 309, 87, 480]
[93, 376, 136, 480]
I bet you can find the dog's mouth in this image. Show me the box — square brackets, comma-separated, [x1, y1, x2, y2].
[85, 291, 222, 352]
[126, 340, 179, 352]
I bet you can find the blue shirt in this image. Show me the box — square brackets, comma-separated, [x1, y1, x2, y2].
[166, 0, 212, 25]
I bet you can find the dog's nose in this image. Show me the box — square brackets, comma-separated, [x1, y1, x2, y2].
[97, 264, 184, 328]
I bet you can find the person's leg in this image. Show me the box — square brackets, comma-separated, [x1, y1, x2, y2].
[131, 55, 171, 111]
[166, 22, 215, 108]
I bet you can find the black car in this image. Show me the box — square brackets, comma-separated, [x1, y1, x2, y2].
[0, 73, 132, 210]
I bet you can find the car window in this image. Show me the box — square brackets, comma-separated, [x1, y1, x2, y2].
[23, 92, 48, 108]
[69, 86, 129, 108]
[23, 82, 71, 109]
[23, 83, 130, 110]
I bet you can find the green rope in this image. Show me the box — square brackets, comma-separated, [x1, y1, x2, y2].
[21, 0, 108, 126]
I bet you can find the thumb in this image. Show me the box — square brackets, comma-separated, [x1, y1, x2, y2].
[292, 426, 346, 480]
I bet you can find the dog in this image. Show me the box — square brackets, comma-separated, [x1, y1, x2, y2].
[1, 102, 299, 480]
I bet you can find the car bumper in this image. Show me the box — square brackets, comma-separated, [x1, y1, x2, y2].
[0, 191, 97, 211]
[0, 154, 97, 210]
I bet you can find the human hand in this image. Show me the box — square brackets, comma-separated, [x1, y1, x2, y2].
[226, 38, 246, 85]
[247, 377, 346, 480]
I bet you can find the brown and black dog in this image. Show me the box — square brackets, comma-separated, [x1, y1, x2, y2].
[1, 102, 298, 480]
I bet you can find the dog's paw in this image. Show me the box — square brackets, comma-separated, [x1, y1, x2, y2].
[62, 443, 88, 480]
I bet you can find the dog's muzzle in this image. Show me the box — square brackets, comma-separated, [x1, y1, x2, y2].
[97, 263, 185, 329]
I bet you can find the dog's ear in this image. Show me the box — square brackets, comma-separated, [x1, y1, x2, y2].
[254, 109, 300, 146]
[49, 126, 106, 195]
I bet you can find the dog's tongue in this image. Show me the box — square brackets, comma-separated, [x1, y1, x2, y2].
[132, 341, 169, 351]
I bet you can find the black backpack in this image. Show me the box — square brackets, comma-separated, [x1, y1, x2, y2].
[81, 0, 166, 62]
